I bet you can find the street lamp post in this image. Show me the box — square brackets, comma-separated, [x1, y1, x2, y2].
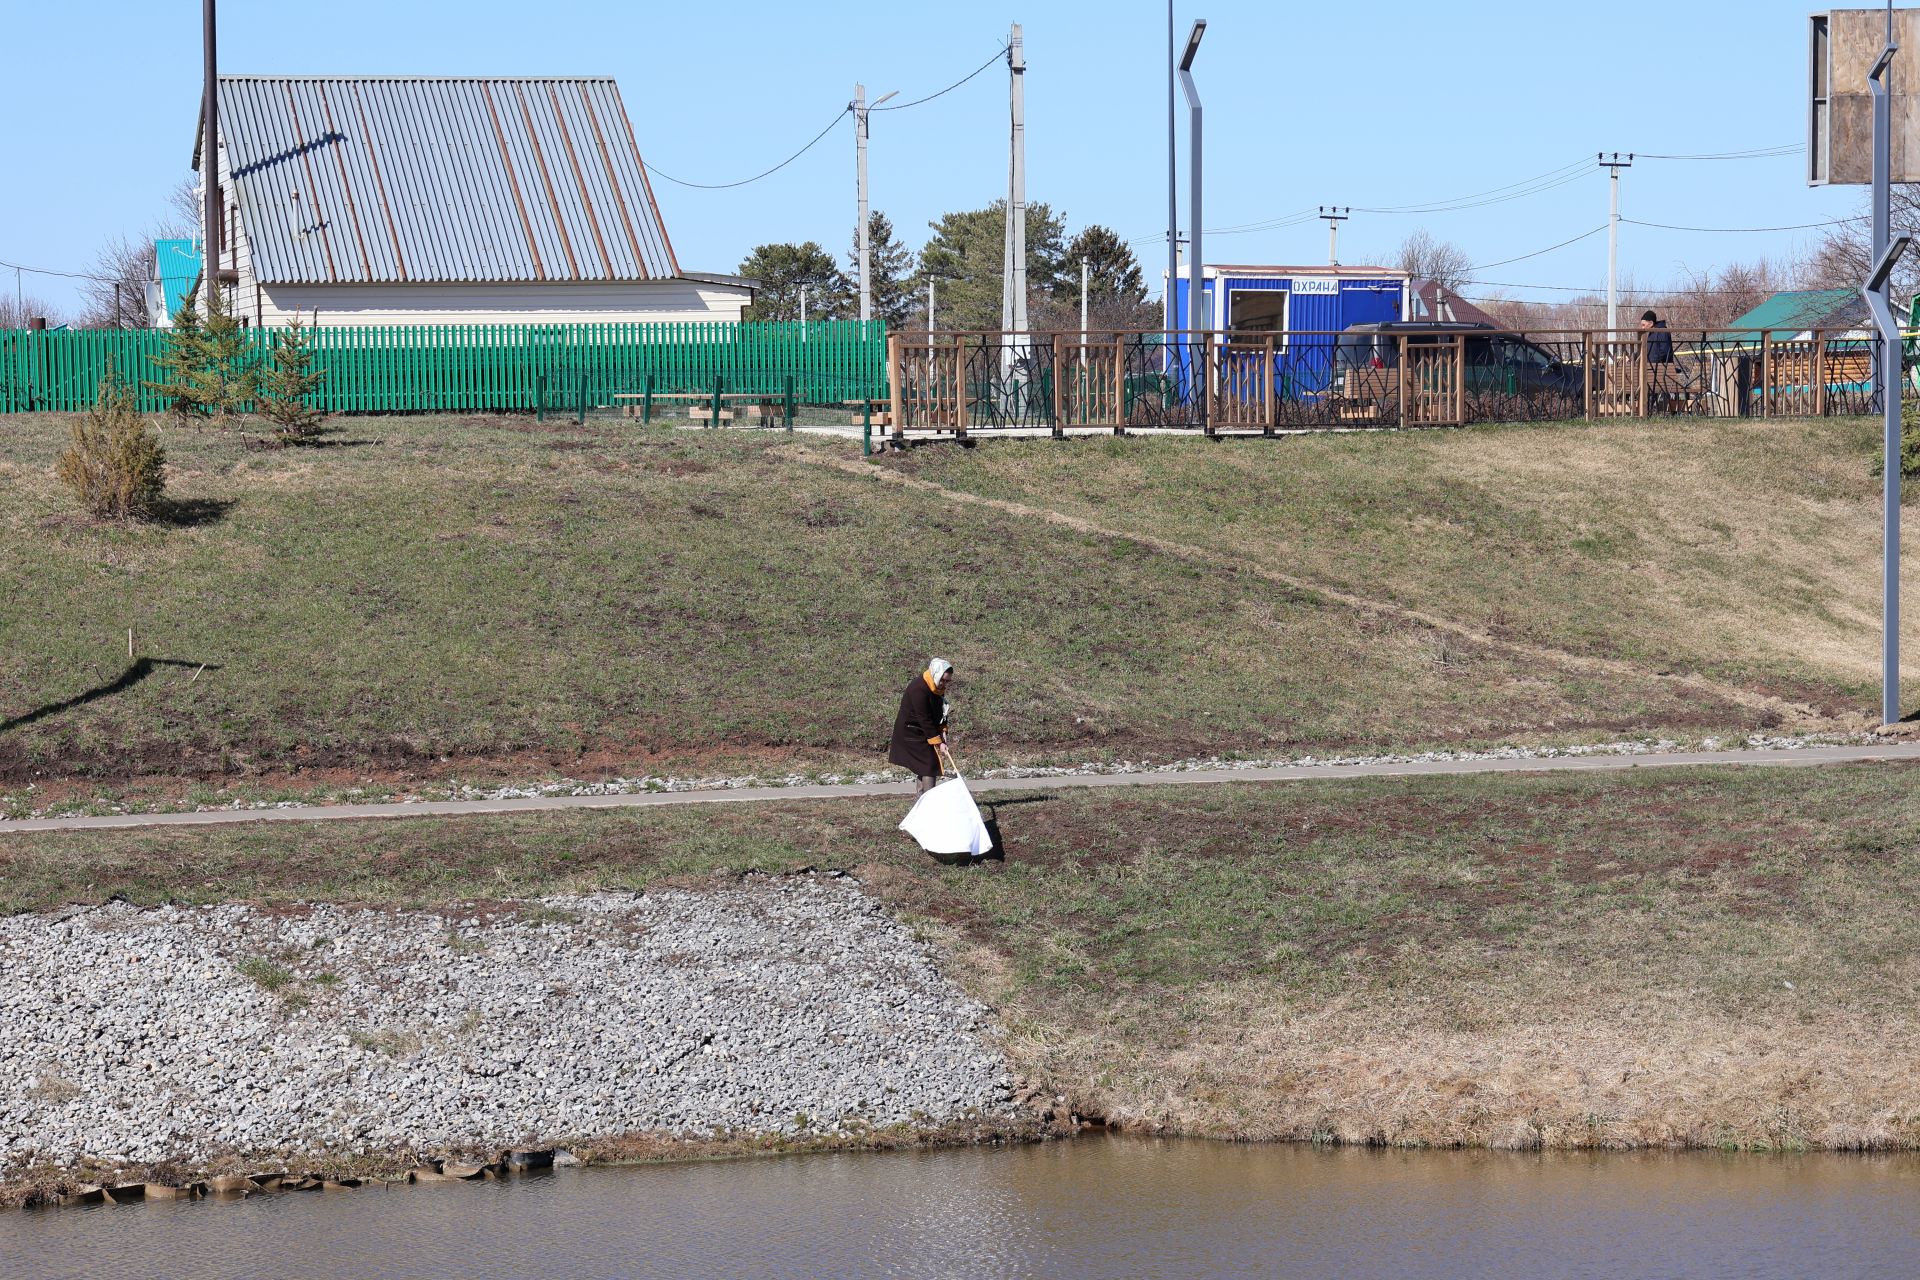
[1178, 19, 1206, 424]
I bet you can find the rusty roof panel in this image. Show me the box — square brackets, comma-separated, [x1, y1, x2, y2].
[209, 76, 678, 284]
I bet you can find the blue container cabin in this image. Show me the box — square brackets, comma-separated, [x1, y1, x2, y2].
[1168, 265, 1411, 404]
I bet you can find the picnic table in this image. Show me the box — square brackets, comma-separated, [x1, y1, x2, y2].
[612, 391, 780, 422]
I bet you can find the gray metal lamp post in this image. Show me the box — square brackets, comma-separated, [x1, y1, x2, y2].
[1861, 6, 1910, 727]
[1178, 19, 1206, 423]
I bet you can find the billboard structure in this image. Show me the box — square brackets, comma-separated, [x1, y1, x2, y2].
[1810, 9, 1920, 184]
[1813, 8, 1913, 725]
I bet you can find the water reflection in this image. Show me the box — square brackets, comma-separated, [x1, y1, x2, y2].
[7, 1137, 1920, 1279]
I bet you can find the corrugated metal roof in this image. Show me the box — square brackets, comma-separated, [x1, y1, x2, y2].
[153, 239, 202, 317]
[1205, 264, 1407, 277]
[202, 76, 678, 285]
[1717, 288, 1868, 337]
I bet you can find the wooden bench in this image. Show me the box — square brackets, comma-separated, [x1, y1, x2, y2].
[843, 398, 892, 427]
[689, 401, 776, 422]
[611, 392, 779, 421]
[1331, 368, 1394, 422]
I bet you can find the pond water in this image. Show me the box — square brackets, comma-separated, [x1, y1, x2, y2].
[7, 1136, 1920, 1278]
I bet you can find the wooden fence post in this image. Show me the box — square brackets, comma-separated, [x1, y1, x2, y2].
[1636, 330, 1650, 419]
[1052, 335, 1067, 439]
[1760, 330, 1772, 419]
[1203, 331, 1216, 437]
[1113, 335, 1126, 435]
[1396, 333, 1408, 425]
[1813, 329, 1827, 417]
[954, 337, 968, 439]
[1263, 334, 1276, 435]
[1453, 334, 1465, 424]
[887, 333, 905, 444]
[1581, 331, 1593, 420]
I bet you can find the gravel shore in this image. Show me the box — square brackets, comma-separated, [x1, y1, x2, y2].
[0, 874, 1012, 1171]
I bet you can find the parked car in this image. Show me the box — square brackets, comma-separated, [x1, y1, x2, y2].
[1333, 321, 1584, 399]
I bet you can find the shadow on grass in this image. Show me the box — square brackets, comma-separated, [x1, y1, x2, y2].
[925, 793, 1052, 866]
[0, 658, 221, 733]
[152, 497, 236, 528]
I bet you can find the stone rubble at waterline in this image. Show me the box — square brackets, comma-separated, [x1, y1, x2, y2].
[0, 875, 1013, 1168]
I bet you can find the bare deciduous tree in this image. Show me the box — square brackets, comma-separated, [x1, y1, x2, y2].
[78, 235, 155, 329]
[0, 292, 66, 329]
[1395, 229, 1474, 293]
[77, 178, 204, 329]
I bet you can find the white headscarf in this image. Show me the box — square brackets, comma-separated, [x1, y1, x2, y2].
[927, 658, 953, 683]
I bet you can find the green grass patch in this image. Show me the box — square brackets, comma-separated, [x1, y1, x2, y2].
[0, 413, 1892, 791]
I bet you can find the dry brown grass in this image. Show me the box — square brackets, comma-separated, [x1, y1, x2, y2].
[11, 763, 1915, 1152]
[885, 417, 1915, 714]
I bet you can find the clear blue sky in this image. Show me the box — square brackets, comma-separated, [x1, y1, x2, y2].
[0, 0, 1861, 317]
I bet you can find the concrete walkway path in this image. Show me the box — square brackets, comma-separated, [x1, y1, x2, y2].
[5, 742, 1918, 835]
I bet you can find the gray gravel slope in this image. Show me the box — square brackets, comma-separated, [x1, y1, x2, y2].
[0, 875, 1011, 1167]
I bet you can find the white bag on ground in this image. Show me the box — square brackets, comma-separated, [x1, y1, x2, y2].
[899, 777, 994, 857]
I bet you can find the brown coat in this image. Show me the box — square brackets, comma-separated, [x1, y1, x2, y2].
[888, 675, 946, 778]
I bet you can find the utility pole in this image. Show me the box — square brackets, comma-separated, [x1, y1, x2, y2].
[1862, 6, 1909, 727]
[1319, 206, 1350, 266]
[1080, 257, 1090, 368]
[203, 0, 220, 309]
[1600, 152, 1632, 331]
[799, 285, 806, 330]
[1165, 0, 1177, 352]
[852, 86, 898, 324]
[1001, 24, 1028, 341]
[854, 85, 869, 323]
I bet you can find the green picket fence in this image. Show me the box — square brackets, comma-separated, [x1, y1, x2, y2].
[0, 320, 888, 415]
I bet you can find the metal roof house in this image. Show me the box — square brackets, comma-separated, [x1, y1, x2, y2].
[191, 75, 753, 327]
[147, 238, 202, 327]
[1713, 288, 1870, 342]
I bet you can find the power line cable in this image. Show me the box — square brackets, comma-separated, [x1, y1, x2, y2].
[1351, 157, 1594, 215]
[1470, 278, 1809, 297]
[1464, 225, 1607, 272]
[0, 257, 118, 283]
[1622, 215, 1864, 233]
[874, 46, 1008, 110]
[643, 44, 1008, 190]
[643, 108, 849, 189]
[1636, 144, 1802, 160]
[1353, 166, 1596, 216]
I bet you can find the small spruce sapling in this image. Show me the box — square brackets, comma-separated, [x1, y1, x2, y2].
[144, 295, 211, 427]
[257, 315, 330, 443]
[198, 286, 257, 423]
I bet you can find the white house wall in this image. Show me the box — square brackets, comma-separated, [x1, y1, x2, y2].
[253, 280, 751, 327]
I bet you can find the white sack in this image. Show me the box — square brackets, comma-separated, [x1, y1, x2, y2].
[899, 777, 994, 857]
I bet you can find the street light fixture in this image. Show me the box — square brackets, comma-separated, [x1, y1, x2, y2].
[1179, 19, 1205, 335]
[1178, 19, 1206, 425]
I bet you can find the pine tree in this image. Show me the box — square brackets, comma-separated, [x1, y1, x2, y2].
[145, 296, 211, 427]
[738, 241, 850, 322]
[256, 315, 330, 443]
[845, 211, 918, 328]
[197, 287, 258, 423]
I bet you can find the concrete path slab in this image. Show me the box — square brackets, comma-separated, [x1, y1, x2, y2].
[4, 742, 1918, 835]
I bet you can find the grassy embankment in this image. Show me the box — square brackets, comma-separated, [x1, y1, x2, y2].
[7, 763, 1919, 1152]
[0, 412, 1907, 810]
